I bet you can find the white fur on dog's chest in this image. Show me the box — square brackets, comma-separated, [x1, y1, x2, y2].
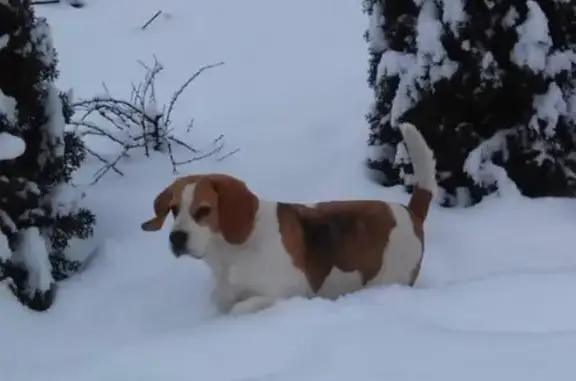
[206, 200, 310, 299]
[226, 249, 306, 297]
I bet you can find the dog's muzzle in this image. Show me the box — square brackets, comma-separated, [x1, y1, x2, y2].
[169, 230, 188, 256]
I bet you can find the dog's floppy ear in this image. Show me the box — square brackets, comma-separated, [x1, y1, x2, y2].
[210, 175, 258, 245]
[141, 175, 201, 232]
[141, 182, 176, 232]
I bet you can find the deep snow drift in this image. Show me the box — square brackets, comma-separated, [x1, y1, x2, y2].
[2, 1, 576, 380]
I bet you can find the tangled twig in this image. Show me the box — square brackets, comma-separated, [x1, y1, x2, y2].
[70, 57, 237, 184]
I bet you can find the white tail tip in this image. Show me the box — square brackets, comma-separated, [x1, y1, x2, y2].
[398, 122, 437, 196]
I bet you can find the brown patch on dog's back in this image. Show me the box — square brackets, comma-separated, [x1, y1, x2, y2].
[277, 201, 396, 293]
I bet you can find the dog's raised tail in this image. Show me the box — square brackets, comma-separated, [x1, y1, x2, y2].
[398, 122, 437, 222]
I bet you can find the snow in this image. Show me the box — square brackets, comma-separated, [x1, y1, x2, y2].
[510, 0, 552, 73]
[0, 88, 18, 124]
[547, 50, 576, 77]
[479, 52, 503, 87]
[0, 209, 13, 264]
[464, 129, 513, 189]
[438, 0, 465, 37]
[28, 16, 57, 69]
[415, 2, 458, 85]
[38, 85, 66, 168]
[1, 0, 576, 381]
[377, 50, 416, 83]
[365, 1, 386, 53]
[0, 132, 25, 161]
[502, 6, 520, 27]
[570, 89, 576, 124]
[45, 85, 66, 156]
[11, 227, 54, 294]
[0, 88, 23, 161]
[0, 34, 9, 51]
[380, 1, 459, 126]
[530, 82, 567, 137]
[0, 232, 9, 262]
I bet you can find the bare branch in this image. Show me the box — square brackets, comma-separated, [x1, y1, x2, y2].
[141, 10, 163, 30]
[68, 57, 236, 184]
[90, 150, 130, 185]
[217, 148, 241, 162]
[165, 61, 225, 128]
[83, 146, 125, 178]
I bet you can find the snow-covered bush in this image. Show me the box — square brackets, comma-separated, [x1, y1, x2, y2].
[70, 57, 233, 184]
[0, 132, 25, 283]
[0, 0, 96, 311]
[363, 0, 576, 207]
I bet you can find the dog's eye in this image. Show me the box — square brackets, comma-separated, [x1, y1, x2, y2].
[170, 206, 180, 216]
[193, 206, 211, 221]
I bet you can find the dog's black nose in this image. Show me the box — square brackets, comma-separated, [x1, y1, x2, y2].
[169, 230, 188, 254]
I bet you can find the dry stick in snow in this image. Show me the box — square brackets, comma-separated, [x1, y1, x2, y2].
[141, 10, 162, 30]
[31, 0, 61, 4]
[32, 0, 85, 6]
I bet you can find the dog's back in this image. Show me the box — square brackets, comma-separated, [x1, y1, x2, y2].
[277, 123, 437, 296]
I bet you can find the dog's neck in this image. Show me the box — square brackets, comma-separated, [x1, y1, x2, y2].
[203, 199, 278, 267]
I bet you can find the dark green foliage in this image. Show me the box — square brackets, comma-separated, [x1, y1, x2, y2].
[363, 0, 576, 207]
[0, 0, 96, 311]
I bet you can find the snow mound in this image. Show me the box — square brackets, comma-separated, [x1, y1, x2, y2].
[0, 132, 25, 161]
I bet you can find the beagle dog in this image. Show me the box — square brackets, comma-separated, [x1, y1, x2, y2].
[141, 122, 437, 316]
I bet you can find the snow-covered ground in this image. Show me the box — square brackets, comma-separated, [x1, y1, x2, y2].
[2, 0, 576, 380]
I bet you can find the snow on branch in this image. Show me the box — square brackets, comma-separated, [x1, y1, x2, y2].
[0, 132, 26, 161]
[69, 57, 237, 184]
[464, 128, 515, 188]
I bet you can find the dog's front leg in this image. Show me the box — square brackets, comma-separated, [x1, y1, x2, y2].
[210, 280, 240, 314]
[228, 295, 276, 316]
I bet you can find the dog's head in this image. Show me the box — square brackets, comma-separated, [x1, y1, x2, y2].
[141, 173, 259, 259]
